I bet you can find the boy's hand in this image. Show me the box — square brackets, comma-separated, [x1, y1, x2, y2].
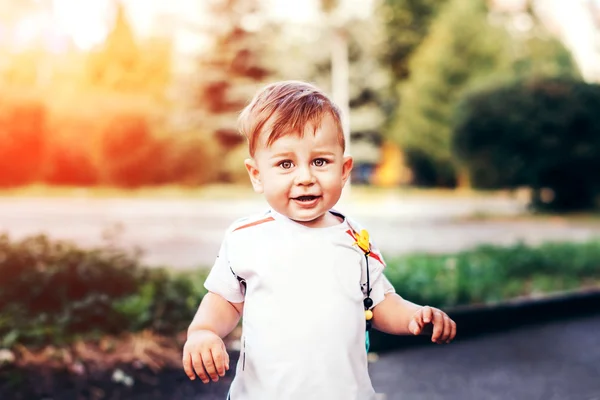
[408, 306, 456, 344]
[183, 330, 230, 383]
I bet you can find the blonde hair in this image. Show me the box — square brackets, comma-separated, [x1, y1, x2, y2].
[238, 81, 345, 156]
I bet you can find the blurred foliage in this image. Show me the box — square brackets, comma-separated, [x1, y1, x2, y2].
[84, 3, 171, 99]
[378, 0, 447, 82]
[0, 93, 47, 186]
[94, 111, 166, 187]
[390, 0, 580, 187]
[375, 0, 449, 150]
[385, 240, 600, 308]
[0, 2, 225, 189]
[269, 6, 395, 147]
[222, 143, 252, 184]
[0, 0, 591, 195]
[192, 0, 274, 150]
[0, 90, 222, 188]
[392, 0, 512, 187]
[0, 234, 207, 347]
[452, 78, 600, 211]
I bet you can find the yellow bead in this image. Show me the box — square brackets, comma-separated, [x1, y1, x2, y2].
[365, 310, 373, 321]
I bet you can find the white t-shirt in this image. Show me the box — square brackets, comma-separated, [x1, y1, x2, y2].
[204, 208, 395, 400]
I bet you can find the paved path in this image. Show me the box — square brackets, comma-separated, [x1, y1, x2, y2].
[370, 314, 600, 400]
[186, 314, 600, 399]
[1, 196, 600, 269]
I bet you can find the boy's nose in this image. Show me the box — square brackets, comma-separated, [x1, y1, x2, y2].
[295, 166, 316, 185]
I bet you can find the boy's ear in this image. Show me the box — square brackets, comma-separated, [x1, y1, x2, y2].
[244, 158, 264, 193]
[341, 155, 353, 185]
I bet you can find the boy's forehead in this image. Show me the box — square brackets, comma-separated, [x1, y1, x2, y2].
[256, 113, 340, 150]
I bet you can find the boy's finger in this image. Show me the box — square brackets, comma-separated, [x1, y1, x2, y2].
[447, 320, 457, 343]
[441, 316, 452, 342]
[435, 316, 449, 343]
[182, 352, 195, 380]
[408, 318, 421, 335]
[212, 348, 226, 377]
[431, 311, 444, 342]
[192, 353, 209, 383]
[422, 306, 433, 323]
[224, 346, 230, 370]
[220, 341, 230, 370]
[202, 350, 220, 382]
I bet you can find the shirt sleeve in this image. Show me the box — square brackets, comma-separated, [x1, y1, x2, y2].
[203, 235, 245, 304]
[369, 273, 396, 308]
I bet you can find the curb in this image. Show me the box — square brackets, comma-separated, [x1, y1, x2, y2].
[369, 288, 600, 353]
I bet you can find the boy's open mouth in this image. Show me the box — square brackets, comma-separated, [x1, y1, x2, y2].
[293, 195, 320, 202]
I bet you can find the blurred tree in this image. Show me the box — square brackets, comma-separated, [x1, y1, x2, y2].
[43, 116, 99, 186]
[376, 0, 449, 157]
[0, 96, 47, 187]
[94, 112, 166, 187]
[194, 0, 273, 154]
[318, 0, 351, 150]
[0, 50, 43, 87]
[378, 0, 448, 82]
[452, 78, 600, 211]
[85, 2, 171, 99]
[269, 3, 394, 184]
[390, 0, 579, 187]
[494, 1, 580, 80]
[391, 0, 512, 187]
[512, 35, 580, 79]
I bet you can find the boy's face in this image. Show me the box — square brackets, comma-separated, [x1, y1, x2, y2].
[245, 113, 353, 228]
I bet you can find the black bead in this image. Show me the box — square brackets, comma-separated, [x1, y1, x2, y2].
[363, 297, 373, 309]
[366, 320, 372, 331]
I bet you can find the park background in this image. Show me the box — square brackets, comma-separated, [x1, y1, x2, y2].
[1, 0, 600, 398]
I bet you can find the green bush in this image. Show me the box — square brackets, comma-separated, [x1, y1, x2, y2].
[0, 234, 206, 347]
[452, 78, 600, 211]
[385, 240, 600, 308]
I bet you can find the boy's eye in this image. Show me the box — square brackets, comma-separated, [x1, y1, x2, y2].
[313, 158, 328, 167]
[279, 160, 294, 169]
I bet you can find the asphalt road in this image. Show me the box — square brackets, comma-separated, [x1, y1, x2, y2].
[1, 196, 599, 269]
[185, 313, 600, 400]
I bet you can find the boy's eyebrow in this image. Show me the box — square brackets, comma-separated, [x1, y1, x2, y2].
[270, 151, 295, 159]
[312, 150, 336, 156]
[270, 150, 337, 159]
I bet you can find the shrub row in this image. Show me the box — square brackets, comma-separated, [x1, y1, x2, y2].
[385, 241, 600, 308]
[1, 233, 599, 347]
[0, 91, 247, 188]
[0, 234, 207, 347]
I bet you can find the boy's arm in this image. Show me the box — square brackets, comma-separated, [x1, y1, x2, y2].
[372, 293, 456, 344]
[183, 292, 243, 383]
[371, 293, 422, 335]
[188, 292, 243, 338]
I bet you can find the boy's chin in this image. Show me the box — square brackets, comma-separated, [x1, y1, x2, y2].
[291, 214, 323, 222]
[289, 211, 330, 226]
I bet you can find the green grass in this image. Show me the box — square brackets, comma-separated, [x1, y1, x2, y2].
[384, 240, 600, 308]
